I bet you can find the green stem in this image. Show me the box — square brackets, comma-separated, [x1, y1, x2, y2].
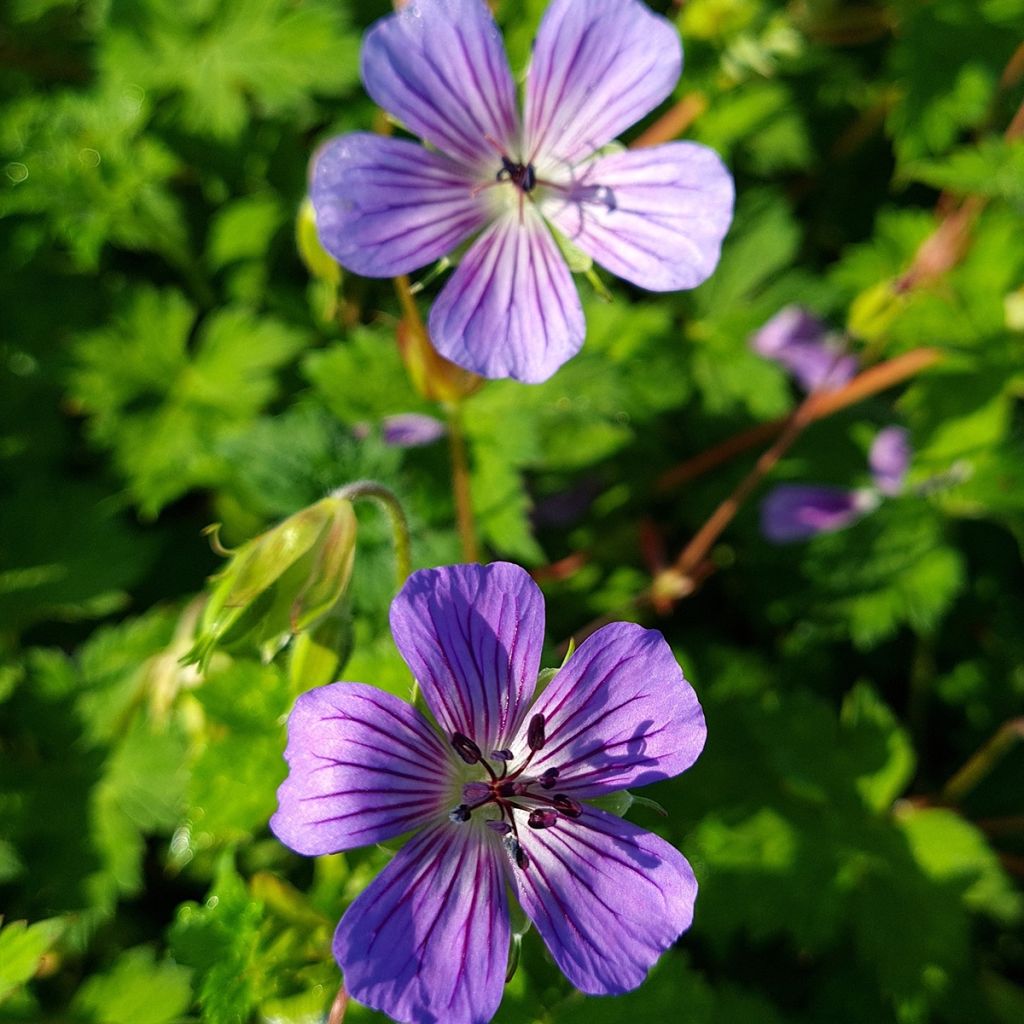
[332, 481, 412, 586]
[446, 405, 480, 563]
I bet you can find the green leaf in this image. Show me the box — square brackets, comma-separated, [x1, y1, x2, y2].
[905, 138, 1024, 205]
[0, 918, 65, 1003]
[71, 946, 192, 1024]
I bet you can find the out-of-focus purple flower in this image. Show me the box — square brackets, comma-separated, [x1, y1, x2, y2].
[272, 562, 706, 1024]
[760, 485, 878, 543]
[311, 0, 734, 384]
[869, 426, 911, 496]
[381, 412, 446, 448]
[751, 306, 857, 392]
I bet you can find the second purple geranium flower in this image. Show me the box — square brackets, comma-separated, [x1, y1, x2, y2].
[271, 561, 706, 1024]
[312, 0, 734, 383]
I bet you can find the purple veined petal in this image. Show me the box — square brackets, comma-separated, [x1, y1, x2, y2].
[750, 306, 858, 392]
[541, 142, 734, 292]
[389, 562, 545, 753]
[381, 413, 447, 448]
[310, 133, 490, 278]
[335, 821, 510, 1024]
[870, 426, 911, 496]
[428, 205, 585, 383]
[522, 621, 705, 796]
[524, 0, 682, 166]
[270, 683, 455, 855]
[760, 484, 877, 543]
[361, 0, 518, 169]
[513, 806, 697, 995]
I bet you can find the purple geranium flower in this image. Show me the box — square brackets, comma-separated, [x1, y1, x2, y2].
[271, 561, 706, 1024]
[760, 485, 878, 543]
[311, 0, 734, 383]
[381, 412, 447, 448]
[751, 305, 857, 392]
[869, 426, 911, 496]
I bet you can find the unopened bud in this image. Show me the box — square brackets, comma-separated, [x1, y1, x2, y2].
[185, 496, 357, 669]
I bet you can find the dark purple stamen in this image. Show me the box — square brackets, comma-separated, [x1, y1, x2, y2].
[528, 808, 558, 830]
[553, 794, 583, 818]
[490, 749, 514, 762]
[451, 732, 482, 764]
[449, 803, 471, 823]
[538, 767, 559, 790]
[497, 780, 527, 798]
[486, 819, 511, 834]
[527, 713, 546, 751]
[496, 156, 537, 193]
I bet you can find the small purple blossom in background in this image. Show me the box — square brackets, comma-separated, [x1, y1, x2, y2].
[311, 0, 734, 383]
[869, 426, 911, 496]
[751, 305, 857, 392]
[271, 562, 706, 1024]
[381, 412, 447, 448]
[761, 427, 912, 543]
[761, 485, 878, 543]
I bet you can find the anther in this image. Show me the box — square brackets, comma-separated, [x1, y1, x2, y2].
[553, 794, 583, 818]
[503, 833, 530, 870]
[486, 819, 511, 834]
[538, 767, 559, 790]
[490, 749, 514, 762]
[527, 713, 546, 751]
[463, 781, 490, 802]
[449, 804, 471, 823]
[451, 732, 482, 764]
[528, 808, 558, 830]
[497, 780, 527, 798]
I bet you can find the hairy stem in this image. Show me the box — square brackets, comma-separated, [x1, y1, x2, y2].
[447, 405, 480, 563]
[332, 481, 412, 586]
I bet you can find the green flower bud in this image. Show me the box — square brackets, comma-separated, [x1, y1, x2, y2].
[185, 497, 357, 670]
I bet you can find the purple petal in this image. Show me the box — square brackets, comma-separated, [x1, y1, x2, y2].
[361, 0, 518, 168]
[750, 306, 857, 392]
[311, 133, 489, 277]
[541, 142, 734, 292]
[524, 0, 682, 165]
[870, 426, 911, 496]
[270, 683, 455, 855]
[513, 807, 697, 994]
[382, 413, 447, 448]
[389, 562, 545, 753]
[335, 822, 510, 1024]
[760, 485, 875, 543]
[428, 207, 585, 383]
[523, 622, 705, 796]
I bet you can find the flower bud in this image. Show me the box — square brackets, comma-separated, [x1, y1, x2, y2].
[396, 311, 482, 404]
[185, 496, 357, 669]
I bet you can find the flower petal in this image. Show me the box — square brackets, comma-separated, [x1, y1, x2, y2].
[513, 807, 697, 995]
[311, 133, 489, 278]
[335, 822, 510, 1024]
[390, 562, 545, 753]
[361, 0, 518, 168]
[270, 683, 454, 855]
[760, 485, 876, 543]
[541, 142, 734, 292]
[381, 413, 447, 448]
[524, 0, 681, 165]
[870, 426, 911, 496]
[524, 621, 705, 796]
[428, 207, 584, 383]
[751, 306, 857, 392]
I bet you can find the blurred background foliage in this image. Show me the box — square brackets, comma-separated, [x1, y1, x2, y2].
[2, 0, 1024, 1021]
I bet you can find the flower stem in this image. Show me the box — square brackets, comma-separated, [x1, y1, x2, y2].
[942, 718, 1024, 805]
[331, 481, 412, 586]
[447, 404, 480, 563]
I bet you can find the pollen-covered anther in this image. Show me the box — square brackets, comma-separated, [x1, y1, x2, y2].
[449, 803, 471, 823]
[452, 731, 483, 764]
[528, 808, 558, 830]
[538, 767, 559, 790]
[503, 832, 530, 870]
[552, 794, 583, 818]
